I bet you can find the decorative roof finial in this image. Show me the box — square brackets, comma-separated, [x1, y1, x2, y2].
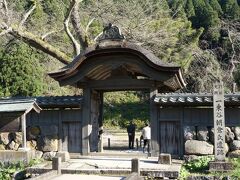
[96, 23, 125, 42]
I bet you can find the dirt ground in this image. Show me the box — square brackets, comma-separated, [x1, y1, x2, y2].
[102, 129, 142, 149]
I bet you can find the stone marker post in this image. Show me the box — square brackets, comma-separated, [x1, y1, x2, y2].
[131, 158, 140, 175]
[52, 157, 61, 175]
[209, 82, 233, 171]
[213, 82, 225, 161]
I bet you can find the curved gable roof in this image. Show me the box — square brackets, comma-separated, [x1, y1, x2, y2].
[49, 40, 186, 91]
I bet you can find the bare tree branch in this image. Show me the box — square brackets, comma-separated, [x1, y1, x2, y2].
[0, 27, 11, 36]
[64, 0, 80, 55]
[227, 28, 236, 77]
[85, 18, 95, 33]
[9, 28, 71, 64]
[19, 1, 36, 27]
[2, 0, 8, 21]
[41, 28, 64, 40]
[71, 0, 89, 50]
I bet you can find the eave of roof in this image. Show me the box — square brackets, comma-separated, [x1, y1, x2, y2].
[0, 96, 83, 109]
[49, 40, 186, 91]
[154, 93, 240, 106]
[0, 98, 41, 113]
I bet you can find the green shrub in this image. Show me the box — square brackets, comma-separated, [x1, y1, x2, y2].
[0, 158, 43, 180]
[184, 156, 214, 172]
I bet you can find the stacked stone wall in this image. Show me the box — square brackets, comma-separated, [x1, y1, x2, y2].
[184, 126, 240, 157]
[0, 125, 59, 160]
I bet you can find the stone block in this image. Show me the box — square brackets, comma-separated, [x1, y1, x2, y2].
[225, 127, 235, 143]
[0, 132, 12, 145]
[37, 135, 58, 152]
[27, 140, 37, 150]
[13, 132, 22, 144]
[209, 161, 233, 171]
[56, 151, 70, 162]
[232, 127, 240, 140]
[185, 140, 213, 155]
[184, 126, 196, 141]
[35, 150, 43, 159]
[158, 153, 171, 164]
[42, 151, 56, 161]
[197, 126, 209, 141]
[228, 150, 240, 158]
[229, 140, 240, 151]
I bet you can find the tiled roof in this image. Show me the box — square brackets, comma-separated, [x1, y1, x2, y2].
[0, 96, 83, 109]
[154, 93, 240, 106]
[36, 96, 83, 108]
[0, 99, 41, 113]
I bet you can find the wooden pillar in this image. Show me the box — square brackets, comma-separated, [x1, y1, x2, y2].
[150, 88, 159, 156]
[82, 88, 91, 155]
[20, 113, 28, 150]
[58, 109, 63, 151]
[98, 91, 104, 152]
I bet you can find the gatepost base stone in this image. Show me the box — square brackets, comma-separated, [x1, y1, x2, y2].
[158, 153, 172, 164]
[209, 161, 233, 172]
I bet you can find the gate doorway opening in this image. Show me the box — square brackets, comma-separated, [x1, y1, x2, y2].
[101, 91, 149, 154]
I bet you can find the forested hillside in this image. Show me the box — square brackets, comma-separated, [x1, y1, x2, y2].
[0, 0, 239, 96]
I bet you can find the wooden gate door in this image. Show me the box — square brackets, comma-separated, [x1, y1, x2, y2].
[159, 121, 180, 156]
[62, 122, 81, 153]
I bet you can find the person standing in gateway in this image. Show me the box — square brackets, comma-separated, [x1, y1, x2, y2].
[142, 122, 151, 153]
[127, 121, 136, 149]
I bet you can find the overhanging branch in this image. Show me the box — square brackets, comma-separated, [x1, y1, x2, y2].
[19, 1, 36, 27]
[64, 0, 80, 55]
[10, 28, 71, 64]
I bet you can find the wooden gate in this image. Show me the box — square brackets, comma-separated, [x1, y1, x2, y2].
[159, 121, 180, 156]
[62, 122, 81, 153]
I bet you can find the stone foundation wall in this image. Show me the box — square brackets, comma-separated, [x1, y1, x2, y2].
[0, 125, 59, 161]
[184, 126, 240, 157]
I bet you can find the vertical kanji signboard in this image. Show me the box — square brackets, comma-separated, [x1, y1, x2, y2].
[213, 82, 225, 161]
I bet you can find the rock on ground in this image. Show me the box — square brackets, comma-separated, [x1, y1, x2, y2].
[232, 127, 240, 140]
[197, 127, 209, 141]
[42, 151, 56, 161]
[184, 126, 196, 141]
[229, 140, 240, 151]
[225, 127, 235, 143]
[228, 150, 240, 158]
[185, 140, 213, 155]
[37, 135, 58, 152]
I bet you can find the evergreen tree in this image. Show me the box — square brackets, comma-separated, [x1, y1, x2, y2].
[168, 0, 187, 18]
[191, 0, 220, 41]
[220, 0, 240, 19]
[0, 42, 45, 97]
[209, 0, 223, 16]
[185, 0, 195, 18]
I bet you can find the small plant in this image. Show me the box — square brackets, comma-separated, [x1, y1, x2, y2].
[179, 166, 190, 179]
[184, 156, 214, 173]
[0, 158, 43, 180]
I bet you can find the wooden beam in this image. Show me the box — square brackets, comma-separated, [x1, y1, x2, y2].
[87, 79, 158, 90]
